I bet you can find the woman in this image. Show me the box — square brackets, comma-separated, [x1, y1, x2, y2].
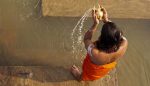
[71, 7, 128, 81]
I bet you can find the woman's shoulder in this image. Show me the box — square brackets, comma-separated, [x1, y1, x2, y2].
[90, 45, 110, 65]
[108, 36, 128, 61]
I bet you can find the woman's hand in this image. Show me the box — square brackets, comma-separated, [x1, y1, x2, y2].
[101, 7, 109, 23]
[92, 8, 99, 25]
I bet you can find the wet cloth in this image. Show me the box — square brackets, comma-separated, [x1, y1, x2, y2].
[82, 44, 117, 81]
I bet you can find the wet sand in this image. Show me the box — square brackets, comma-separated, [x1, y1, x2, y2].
[0, 0, 150, 86]
[0, 66, 117, 86]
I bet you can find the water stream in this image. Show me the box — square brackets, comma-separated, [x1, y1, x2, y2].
[71, 8, 92, 62]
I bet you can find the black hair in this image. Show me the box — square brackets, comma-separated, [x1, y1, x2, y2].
[96, 22, 123, 53]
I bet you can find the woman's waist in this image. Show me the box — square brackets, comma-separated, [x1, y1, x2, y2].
[84, 53, 117, 69]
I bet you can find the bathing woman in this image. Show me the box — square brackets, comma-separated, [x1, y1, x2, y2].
[71, 7, 128, 81]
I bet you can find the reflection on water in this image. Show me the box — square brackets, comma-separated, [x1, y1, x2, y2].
[0, 0, 150, 86]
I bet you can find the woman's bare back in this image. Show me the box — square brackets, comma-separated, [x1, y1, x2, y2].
[90, 37, 128, 65]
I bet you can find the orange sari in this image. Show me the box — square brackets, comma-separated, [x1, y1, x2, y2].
[82, 53, 117, 81]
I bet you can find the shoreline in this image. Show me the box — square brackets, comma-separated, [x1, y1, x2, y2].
[0, 66, 118, 86]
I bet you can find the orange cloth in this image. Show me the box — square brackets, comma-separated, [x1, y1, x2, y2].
[82, 53, 117, 81]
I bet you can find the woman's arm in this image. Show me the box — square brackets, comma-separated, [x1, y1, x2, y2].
[84, 24, 98, 50]
[84, 9, 99, 50]
[116, 36, 128, 58]
[101, 6, 111, 23]
[108, 36, 128, 62]
[84, 6, 110, 50]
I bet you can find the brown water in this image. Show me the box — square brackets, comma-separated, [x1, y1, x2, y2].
[0, 0, 150, 86]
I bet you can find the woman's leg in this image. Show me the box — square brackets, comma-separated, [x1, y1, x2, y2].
[71, 65, 82, 81]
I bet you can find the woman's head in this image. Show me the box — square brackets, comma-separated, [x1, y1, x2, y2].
[97, 22, 123, 52]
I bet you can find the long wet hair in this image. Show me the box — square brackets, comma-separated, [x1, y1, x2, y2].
[96, 22, 123, 53]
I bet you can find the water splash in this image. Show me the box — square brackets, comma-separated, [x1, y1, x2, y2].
[71, 8, 92, 61]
